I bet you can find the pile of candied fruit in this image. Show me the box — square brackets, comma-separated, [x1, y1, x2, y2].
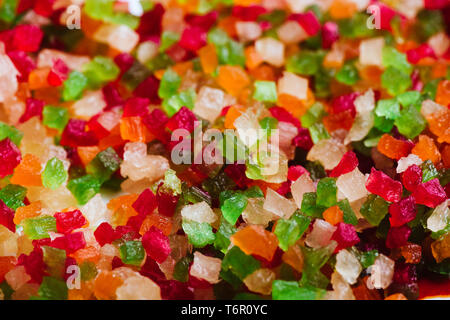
[0, 0, 449, 300]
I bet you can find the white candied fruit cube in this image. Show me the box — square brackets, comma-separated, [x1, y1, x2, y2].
[366, 254, 395, 290]
[263, 188, 297, 219]
[190, 251, 222, 284]
[236, 21, 262, 42]
[277, 21, 308, 44]
[193, 86, 227, 124]
[181, 201, 217, 224]
[291, 173, 315, 208]
[359, 37, 385, 67]
[335, 249, 362, 285]
[255, 37, 285, 67]
[396, 154, 423, 173]
[305, 219, 336, 248]
[336, 168, 368, 202]
[277, 71, 308, 101]
[427, 199, 449, 233]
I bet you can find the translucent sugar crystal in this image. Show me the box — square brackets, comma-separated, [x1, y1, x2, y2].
[71, 90, 106, 120]
[336, 168, 368, 202]
[421, 99, 446, 118]
[81, 194, 110, 229]
[263, 188, 297, 219]
[242, 198, 275, 227]
[359, 37, 384, 67]
[234, 109, 260, 148]
[305, 219, 337, 248]
[277, 21, 308, 44]
[291, 173, 316, 208]
[325, 272, 356, 300]
[94, 24, 139, 53]
[307, 138, 347, 170]
[0, 225, 18, 257]
[427, 199, 449, 233]
[244, 268, 276, 295]
[116, 275, 161, 300]
[236, 21, 262, 42]
[190, 251, 222, 284]
[277, 71, 308, 100]
[366, 254, 395, 290]
[260, 150, 289, 183]
[121, 142, 169, 182]
[428, 32, 450, 56]
[5, 266, 31, 290]
[396, 154, 423, 173]
[255, 37, 285, 67]
[38, 186, 78, 212]
[136, 41, 159, 64]
[345, 90, 375, 145]
[18, 117, 53, 159]
[0, 54, 19, 103]
[181, 201, 217, 224]
[193, 86, 226, 123]
[335, 249, 362, 285]
[38, 49, 90, 72]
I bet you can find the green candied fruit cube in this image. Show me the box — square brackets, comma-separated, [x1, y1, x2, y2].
[159, 31, 180, 52]
[360, 194, 389, 226]
[63, 71, 88, 101]
[274, 213, 311, 251]
[182, 220, 216, 248]
[80, 261, 98, 281]
[382, 47, 412, 75]
[374, 114, 394, 133]
[42, 158, 68, 190]
[301, 192, 325, 218]
[259, 117, 278, 137]
[162, 88, 196, 116]
[173, 256, 192, 283]
[337, 199, 358, 226]
[82, 56, 120, 88]
[421, 160, 439, 183]
[158, 68, 181, 99]
[286, 51, 323, 76]
[216, 39, 245, 67]
[42, 246, 66, 278]
[164, 169, 182, 195]
[381, 66, 412, 96]
[119, 241, 145, 266]
[0, 122, 23, 146]
[358, 249, 379, 268]
[375, 99, 400, 120]
[335, 61, 360, 85]
[0, 184, 27, 210]
[67, 175, 101, 205]
[243, 186, 264, 198]
[222, 246, 261, 280]
[309, 123, 330, 144]
[301, 102, 325, 128]
[253, 81, 278, 103]
[397, 91, 421, 107]
[38, 276, 68, 300]
[86, 147, 121, 184]
[207, 28, 229, 46]
[394, 104, 426, 139]
[272, 280, 326, 300]
[220, 191, 248, 225]
[214, 216, 237, 253]
[316, 177, 337, 208]
[43, 106, 69, 132]
[22, 216, 57, 240]
[0, 0, 17, 23]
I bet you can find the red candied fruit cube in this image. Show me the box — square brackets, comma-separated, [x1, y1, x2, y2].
[60, 119, 99, 147]
[136, 3, 164, 39]
[133, 75, 160, 104]
[224, 163, 249, 188]
[132, 188, 157, 216]
[389, 196, 416, 227]
[33, 0, 55, 17]
[331, 223, 360, 252]
[386, 225, 411, 249]
[412, 178, 447, 208]
[159, 280, 195, 300]
[393, 263, 417, 285]
[94, 222, 119, 246]
[65, 232, 86, 254]
[185, 11, 218, 31]
[277, 181, 291, 196]
[0, 138, 22, 178]
[19, 98, 44, 123]
[365, 167, 403, 203]
[7, 50, 36, 82]
[17, 0, 34, 14]
[179, 26, 207, 52]
[287, 165, 309, 181]
[142, 226, 171, 264]
[157, 188, 179, 217]
[231, 5, 267, 21]
[330, 92, 359, 117]
[142, 109, 170, 142]
[18, 247, 45, 283]
[424, 0, 448, 9]
[0, 199, 15, 232]
[140, 257, 166, 282]
[329, 151, 359, 178]
[123, 97, 150, 117]
[114, 53, 134, 75]
[406, 44, 436, 64]
[401, 164, 422, 192]
[54, 209, 87, 234]
[166, 107, 198, 133]
[322, 22, 339, 49]
[13, 24, 43, 52]
[269, 106, 301, 129]
[102, 83, 124, 109]
[126, 214, 146, 233]
[112, 256, 125, 269]
[290, 11, 321, 36]
[293, 128, 313, 150]
[47, 58, 69, 87]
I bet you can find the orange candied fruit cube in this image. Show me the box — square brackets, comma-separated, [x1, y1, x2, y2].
[427, 109, 450, 144]
[172, 61, 193, 77]
[329, 0, 358, 19]
[442, 144, 450, 168]
[77, 146, 100, 166]
[217, 65, 250, 97]
[411, 135, 441, 164]
[278, 93, 307, 119]
[230, 225, 279, 261]
[244, 46, 263, 70]
[224, 105, 246, 129]
[248, 64, 276, 81]
[377, 134, 412, 160]
[14, 201, 43, 225]
[385, 293, 408, 300]
[217, 16, 238, 38]
[139, 212, 172, 236]
[93, 271, 123, 300]
[323, 205, 344, 226]
[10, 153, 42, 186]
[108, 194, 139, 226]
[400, 243, 422, 264]
[120, 116, 146, 142]
[282, 245, 304, 273]
[199, 43, 218, 74]
[435, 79, 450, 107]
[28, 67, 51, 90]
[323, 109, 354, 132]
[0, 256, 16, 283]
[70, 245, 101, 264]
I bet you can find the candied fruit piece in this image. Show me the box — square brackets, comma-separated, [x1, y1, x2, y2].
[365, 168, 403, 203]
[412, 179, 446, 208]
[231, 225, 279, 262]
[388, 196, 416, 227]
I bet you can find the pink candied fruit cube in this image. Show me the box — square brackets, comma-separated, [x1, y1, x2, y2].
[47, 59, 69, 87]
[269, 106, 301, 129]
[287, 165, 309, 181]
[331, 223, 360, 252]
[386, 225, 411, 249]
[19, 98, 44, 123]
[65, 232, 86, 254]
[0, 138, 22, 178]
[185, 11, 218, 31]
[289, 11, 321, 36]
[132, 188, 157, 216]
[331, 92, 359, 117]
[94, 222, 120, 246]
[231, 5, 267, 21]
[54, 209, 87, 234]
[166, 107, 197, 133]
[365, 168, 403, 203]
[7, 50, 36, 82]
[322, 22, 339, 49]
[388, 196, 416, 227]
[60, 119, 99, 147]
[179, 26, 207, 52]
[412, 178, 447, 208]
[142, 226, 171, 264]
[401, 165, 422, 192]
[293, 128, 313, 150]
[0, 199, 15, 232]
[18, 247, 45, 283]
[12, 25, 43, 52]
[123, 97, 150, 117]
[329, 151, 359, 178]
